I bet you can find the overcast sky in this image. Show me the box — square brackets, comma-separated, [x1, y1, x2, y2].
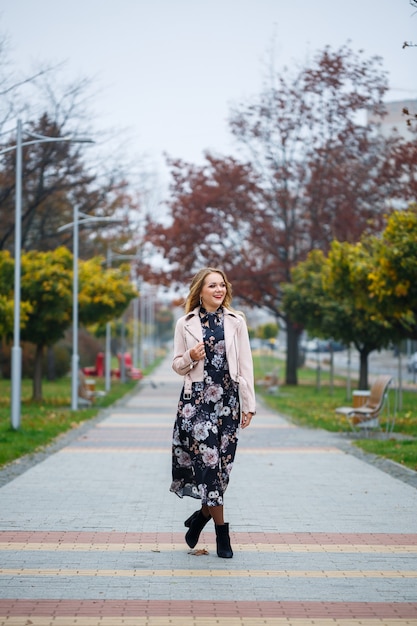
[1, 0, 415, 173]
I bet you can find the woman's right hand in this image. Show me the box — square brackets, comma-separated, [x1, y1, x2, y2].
[190, 341, 205, 361]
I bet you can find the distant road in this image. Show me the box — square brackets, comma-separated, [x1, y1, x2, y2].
[306, 348, 417, 387]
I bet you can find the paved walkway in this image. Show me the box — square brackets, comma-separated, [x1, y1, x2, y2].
[0, 356, 417, 625]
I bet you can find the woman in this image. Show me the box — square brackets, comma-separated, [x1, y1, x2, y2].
[170, 267, 256, 558]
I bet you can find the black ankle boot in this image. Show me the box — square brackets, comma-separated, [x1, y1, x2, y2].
[215, 523, 233, 558]
[184, 510, 200, 528]
[185, 509, 211, 548]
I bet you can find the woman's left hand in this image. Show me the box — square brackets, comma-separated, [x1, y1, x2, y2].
[240, 412, 253, 429]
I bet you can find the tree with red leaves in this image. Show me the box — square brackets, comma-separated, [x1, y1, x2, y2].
[144, 44, 416, 384]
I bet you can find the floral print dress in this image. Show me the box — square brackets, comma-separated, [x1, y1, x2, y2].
[170, 307, 240, 507]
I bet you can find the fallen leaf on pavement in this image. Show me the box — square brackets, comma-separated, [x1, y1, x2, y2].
[188, 548, 209, 556]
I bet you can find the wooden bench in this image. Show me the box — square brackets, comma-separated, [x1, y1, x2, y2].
[256, 370, 279, 394]
[335, 375, 393, 432]
[78, 371, 105, 406]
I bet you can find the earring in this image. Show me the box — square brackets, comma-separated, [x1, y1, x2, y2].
[199, 296, 202, 306]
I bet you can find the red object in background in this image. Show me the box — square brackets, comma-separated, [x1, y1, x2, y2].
[82, 352, 104, 377]
[130, 370, 143, 380]
[119, 352, 132, 369]
[82, 352, 142, 380]
[116, 352, 143, 380]
[95, 352, 104, 376]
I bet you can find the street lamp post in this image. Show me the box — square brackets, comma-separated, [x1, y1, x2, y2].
[105, 247, 112, 393]
[0, 119, 92, 429]
[71, 205, 79, 411]
[139, 288, 146, 370]
[58, 211, 121, 411]
[120, 314, 126, 383]
[10, 120, 23, 430]
[104, 249, 139, 391]
[105, 319, 111, 393]
[139, 284, 156, 369]
[132, 296, 139, 370]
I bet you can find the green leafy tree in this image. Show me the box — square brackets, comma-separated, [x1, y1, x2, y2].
[20, 247, 73, 400]
[0, 251, 33, 340]
[368, 204, 417, 340]
[283, 243, 393, 388]
[257, 323, 279, 341]
[324, 241, 393, 388]
[0, 251, 31, 379]
[18, 248, 136, 401]
[282, 250, 333, 340]
[0, 251, 17, 338]
[78, 258, 137, 326]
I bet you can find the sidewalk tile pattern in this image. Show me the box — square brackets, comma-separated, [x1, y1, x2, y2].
[0, 358, 416, 625]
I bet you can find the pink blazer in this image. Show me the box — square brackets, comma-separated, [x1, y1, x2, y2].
[172, 306, 256, 415]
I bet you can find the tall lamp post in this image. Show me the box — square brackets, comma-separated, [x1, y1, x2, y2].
[104, 248, 139, 391]
[139, 284, 156, 369]
[58, 211, 120, 411]
[0, 119, 92, 429]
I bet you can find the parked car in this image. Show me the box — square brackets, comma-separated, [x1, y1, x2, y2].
[407, 352, 417, 373]
[303, 338, 346, 353]
[328, 340, 346, 352]
[304, 339, 327, 352]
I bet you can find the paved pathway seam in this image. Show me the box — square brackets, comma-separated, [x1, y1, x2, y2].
[0, 356, 416, 624]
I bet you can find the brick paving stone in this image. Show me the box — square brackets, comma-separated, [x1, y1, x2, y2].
[0, 356, 416, 624]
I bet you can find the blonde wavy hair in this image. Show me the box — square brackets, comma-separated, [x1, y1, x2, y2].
[185, 267, 233, 313]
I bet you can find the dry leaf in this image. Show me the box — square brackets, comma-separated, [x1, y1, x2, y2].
[188, 548, 209, 556]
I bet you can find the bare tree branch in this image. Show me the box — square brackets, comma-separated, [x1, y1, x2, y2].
[0, 65, 58, 98]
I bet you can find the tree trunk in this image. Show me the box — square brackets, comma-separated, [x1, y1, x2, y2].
[47, 345, 55, 381]
[358, 349, 369, 389]
[285, 318, 301, 385]
[315, 352, 321, 391]
[329, 345, 334, 395]
[32, 344, 44, 401]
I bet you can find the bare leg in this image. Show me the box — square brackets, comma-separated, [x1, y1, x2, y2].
[207, 504, 224, 526]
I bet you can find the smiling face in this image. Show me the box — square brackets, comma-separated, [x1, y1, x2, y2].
[200, 272, 227, 312]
